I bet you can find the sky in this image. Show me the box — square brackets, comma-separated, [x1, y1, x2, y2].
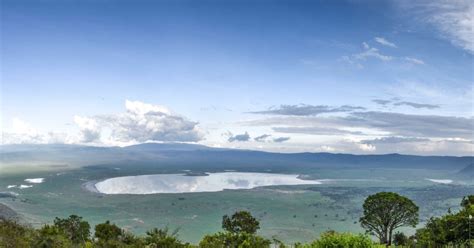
[1, 0, 473, 155]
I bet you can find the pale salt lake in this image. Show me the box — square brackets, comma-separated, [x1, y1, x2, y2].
[94, 172, 323, 194]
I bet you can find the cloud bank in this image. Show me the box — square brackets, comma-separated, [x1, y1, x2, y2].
[2, 100, 204, 146]
[249, 104, 365, 116]
[228, 132, 251, 142]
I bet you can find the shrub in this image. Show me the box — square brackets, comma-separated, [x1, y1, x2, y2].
[299, 231, 375, 248]
[0, 218, 35, 248]
[199, 231, 271, 248]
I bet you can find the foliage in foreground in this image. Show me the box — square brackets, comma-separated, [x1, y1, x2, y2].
[1, 194, 473, 247]
[294, 231, 374, 248]
[415, 195, 474, 247]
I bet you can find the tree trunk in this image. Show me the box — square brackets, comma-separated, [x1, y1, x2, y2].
[387, 228, 393, 247]
[380, 229, 388, 245]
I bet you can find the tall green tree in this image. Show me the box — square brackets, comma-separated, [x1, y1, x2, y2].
[222, 211, 260, 234]
[94, 220, 145, 247]
[359, 192, 418, 246]
[94, 220, 122, 242]
[53, 215, 90, 245]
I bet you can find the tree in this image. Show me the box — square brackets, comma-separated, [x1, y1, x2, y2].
[359, 192, 418, 246]
[53, 215, 90, 245]
[461, 195, 474, 209]
[94, 220, 122, 242]
[415, 195, 474, 246]
[222, 211, 260, 234]
[94, 220, 145, 247]
[392, 232, 408, 246]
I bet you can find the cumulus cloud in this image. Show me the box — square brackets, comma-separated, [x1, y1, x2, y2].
[1, 118, 68, 144]
[374, 37, 397, 48]
[249, 104, 365, 116]
[74, 116, 101, 143]
[228, 132, 250, 142]
[2, 100, 204, 146]
[273, 137, 291, 143]
[357, 143, 376, 152]
[98, 100, 203, 143]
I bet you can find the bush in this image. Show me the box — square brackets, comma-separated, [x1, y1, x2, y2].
[34, 225, 72, 248]
[0, 218, 35, 248]
[145, 227, 190, 248]
[392, 232, 408, 246]
[199, 231, 271, 248]
[298, 231, 375, 248]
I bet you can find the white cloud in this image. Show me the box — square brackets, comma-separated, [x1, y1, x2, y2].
[319, 145, 335, 152]
[358, 143, 376, 152]
[342, 43, 392, 66]
[402, 0, 474, 53]
[1, 100, 204, 146]
[404, 57, 425, 65]
[374, 37, 397, 48]
[125, 100, 171, 116]
[74, 116, 101, 143]
[362, 42, 370, 50]
[427, 0, 473, 53]
[2, 118, 68, 144]
[11, 117, 38, 135]
[97, 100, 204, 144]
[354, 45, 393, 61]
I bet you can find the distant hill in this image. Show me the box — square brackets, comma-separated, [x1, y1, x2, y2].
[123, 142, 216, 152]
[457, 163, 474, 178]
[0, 203, 18, 220]
[0, 143, 472, 171]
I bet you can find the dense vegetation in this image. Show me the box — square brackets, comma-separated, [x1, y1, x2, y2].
[1, 193, 473, 248]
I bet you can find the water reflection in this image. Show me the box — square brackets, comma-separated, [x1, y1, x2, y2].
[95, 172, 322, 194]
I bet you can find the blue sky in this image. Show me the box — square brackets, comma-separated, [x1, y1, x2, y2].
[1, 0, 473, 155]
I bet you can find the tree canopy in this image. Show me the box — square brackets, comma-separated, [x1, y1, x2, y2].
[222, 211, 260, 234]
[415, 194, 474, 246]
[359, 192, 419, 245]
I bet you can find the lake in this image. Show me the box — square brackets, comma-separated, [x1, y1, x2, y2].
[94, 172, 323, 194]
